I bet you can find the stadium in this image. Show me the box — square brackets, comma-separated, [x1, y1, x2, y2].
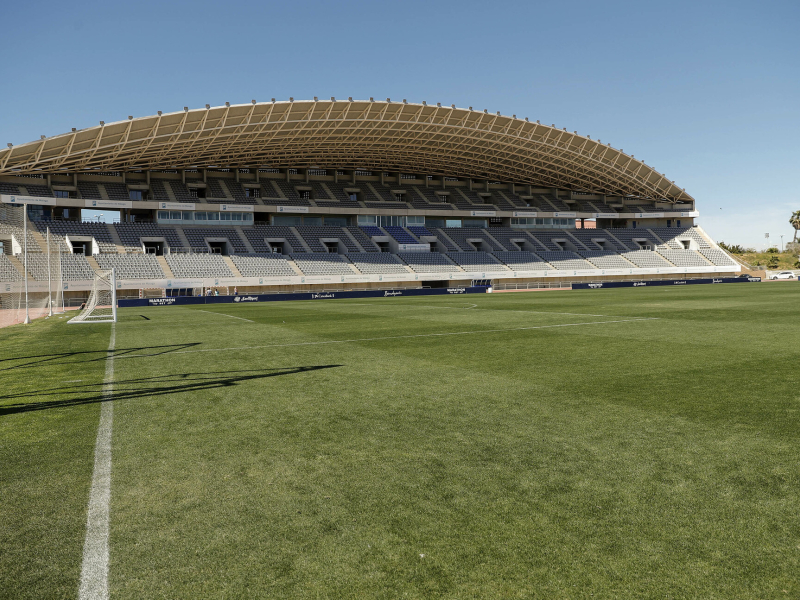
[2, 100, 798, 599]
[0, 98, 744, 319]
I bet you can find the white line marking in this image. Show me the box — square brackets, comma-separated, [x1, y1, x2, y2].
[274, 302, 648, 319]
[194, 309, 254, 323]
[78, 324, 115, 600]
[121, 318, 657, 358]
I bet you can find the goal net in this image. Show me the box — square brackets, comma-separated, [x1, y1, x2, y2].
[68, 268, 117, 324]
[0, 204, 64, 327]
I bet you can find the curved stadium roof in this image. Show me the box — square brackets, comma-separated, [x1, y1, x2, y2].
[0, 99, 692, 202]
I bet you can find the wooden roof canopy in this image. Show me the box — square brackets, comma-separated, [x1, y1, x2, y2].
[0, 99, 693, 202]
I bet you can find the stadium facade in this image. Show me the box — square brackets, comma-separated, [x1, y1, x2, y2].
[0, 99, 738, 305]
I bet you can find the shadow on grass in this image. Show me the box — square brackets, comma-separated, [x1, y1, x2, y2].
[0, 366, 342, 416]
[0, 343, 202, 372]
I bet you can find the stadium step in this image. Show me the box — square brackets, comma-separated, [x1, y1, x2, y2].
[342, 228, 366, 252]
[482, 229, 509, 251]
[106, 224, 126, 254]
[222, 256, 242, 277]
[289, 227, 313, 252]
[156, 255, 174, 278]
[285, 258, 304, 276]
[28, 229, 48, 252]
[173, 228, 192, 251]
[86, 256, 101, 271]
[7, 255, 32, 279]
[234, 227, 256, 253]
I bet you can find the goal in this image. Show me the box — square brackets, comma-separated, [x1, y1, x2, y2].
[68, 268, 117, 324]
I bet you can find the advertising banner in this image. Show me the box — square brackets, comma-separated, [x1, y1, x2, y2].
[1, 194, 56, 206]
[159, 202, 195, 210]
[277, 206, 309, 213]
[85, 199, 132, 209]
[470, 210, 496, 217]
[220, 204, 254, 212]
[554, 212, 577, 218]
[512, 211, 537, 217]
[119, 286, 488, 307]
[397, 243, 430, 252]
[573, 276, 760, 290]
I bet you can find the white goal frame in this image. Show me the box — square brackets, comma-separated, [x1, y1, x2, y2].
[68, 268, 117, 324]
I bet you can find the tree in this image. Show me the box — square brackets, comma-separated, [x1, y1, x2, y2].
[790, 210, 800, 242]
[767, 255, 779, 269]
[718, 241, 747, 254]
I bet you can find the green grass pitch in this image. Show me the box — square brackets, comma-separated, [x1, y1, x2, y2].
[1, 284, 799, 598]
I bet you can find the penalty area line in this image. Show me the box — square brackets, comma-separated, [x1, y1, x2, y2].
[78, 323, 115, 600]
[193, 309, 255, 323]
[122, 317, 658, 358]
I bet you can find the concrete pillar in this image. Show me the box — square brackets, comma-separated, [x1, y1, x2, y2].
[181, 169, 185, 184]
[236, 169, 240, 183]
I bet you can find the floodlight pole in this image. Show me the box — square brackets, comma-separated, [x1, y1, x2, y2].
[47, 227, 53, 317]
[23, 203, 30, 324]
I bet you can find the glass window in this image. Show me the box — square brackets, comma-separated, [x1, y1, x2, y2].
[195, 212, 207, 220]
[54, 190, 70, 198]
[129, 190, 143, 200]
[182, 212, 193, 221]
[406, 215, 424, 225]
[220, 212, 231, 220]
[325, 217, 348, 226]
[206, 212, 219, 220]
[170, 211, 182, 220]
[357, 215, 377, 226]
[304, 217, 323, 226]
[158, 211, 169, 220]
[445, 219, 462, 228]
[273, 215, 302, 226]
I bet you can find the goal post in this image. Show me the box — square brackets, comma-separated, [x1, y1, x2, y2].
[68, 268, 117, 324]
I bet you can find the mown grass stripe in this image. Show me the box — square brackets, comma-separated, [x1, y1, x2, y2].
[118, 317, 657, 358]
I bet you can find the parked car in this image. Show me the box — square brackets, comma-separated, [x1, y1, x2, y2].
[770, 271, 796, 280]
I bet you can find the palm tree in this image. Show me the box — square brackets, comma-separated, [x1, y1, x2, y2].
[791, 210, 800, 242]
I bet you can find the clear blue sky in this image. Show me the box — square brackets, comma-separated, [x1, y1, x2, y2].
[2, 0, 797, 249]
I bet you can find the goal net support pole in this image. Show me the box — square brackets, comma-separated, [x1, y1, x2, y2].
[23, 203, 29, 324]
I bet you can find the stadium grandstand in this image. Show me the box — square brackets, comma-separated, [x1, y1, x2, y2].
[0, 99, 738, 303]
